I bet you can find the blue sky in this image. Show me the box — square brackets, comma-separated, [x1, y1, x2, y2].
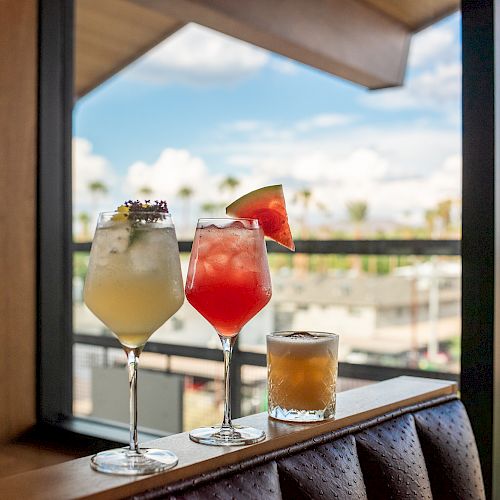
[73, 12, 461, 233]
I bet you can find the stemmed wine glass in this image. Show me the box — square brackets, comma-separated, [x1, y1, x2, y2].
[185, 218, 272, 446]
[84, 209, 184, 474]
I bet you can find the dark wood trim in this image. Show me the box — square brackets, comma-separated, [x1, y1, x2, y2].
[37, 0, 74, 424]
[461, 1, 496, 496]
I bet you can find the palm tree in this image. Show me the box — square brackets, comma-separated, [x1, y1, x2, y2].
[346, 201, 368, 274]
[137, 185, 153, 198]
[201, 202, 223, 216]
[436, 199, 452, 236]
[77, 211, 91, 241]
[219, 176, 240, 197]
[88, 180, 108, 197]
[88, 180, 109, 223]
[346, 201, 367, 239]
[177, 186, 194, 234]
[294, 188, 312, 237]
[425, 209, 437, 238]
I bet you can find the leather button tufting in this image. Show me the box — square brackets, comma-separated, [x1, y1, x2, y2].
[414, 400, 485, 500]
[277, 435, 368, 500]
[354, 414, 432, 499]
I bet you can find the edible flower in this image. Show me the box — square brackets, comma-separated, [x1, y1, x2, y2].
[112, 200, 169, 222]
[112, 205, 130, 221]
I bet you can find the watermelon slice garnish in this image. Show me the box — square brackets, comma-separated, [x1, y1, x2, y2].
[226, 184, 295, 251]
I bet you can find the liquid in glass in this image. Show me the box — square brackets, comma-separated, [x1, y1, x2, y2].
[185, 218, 271, 446]
[83, 211, 184, 475]
[185, 220, 271, 336]
[267, 331, 338, 422]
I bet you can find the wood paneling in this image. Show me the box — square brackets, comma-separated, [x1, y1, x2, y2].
[362, 0, 459, 31]
[76, 0, 184, 96]
[138, 0, 411, 89]
[0, 0, 37, 443]
[0, 444, 77, 479]
[75, 0, 459, 95]
[0, 377, 457, 499]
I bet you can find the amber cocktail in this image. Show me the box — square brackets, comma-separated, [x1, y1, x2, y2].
[267, 331, 338, 422]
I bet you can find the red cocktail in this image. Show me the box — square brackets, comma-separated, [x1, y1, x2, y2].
[185, 218, 272, 446]
[186, 219, 271, 336]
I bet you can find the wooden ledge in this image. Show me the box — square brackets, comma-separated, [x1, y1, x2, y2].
[0, 376, 457, 500]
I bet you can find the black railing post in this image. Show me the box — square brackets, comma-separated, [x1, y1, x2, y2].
[230, 337, 242, 419]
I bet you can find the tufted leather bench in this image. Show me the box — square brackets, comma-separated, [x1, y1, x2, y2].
[133, 396, 485, 500]
[0, 378, 484, 500]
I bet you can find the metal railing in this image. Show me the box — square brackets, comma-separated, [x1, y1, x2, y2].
[73, 239, 461, 255]
[73, 237, 460, 418]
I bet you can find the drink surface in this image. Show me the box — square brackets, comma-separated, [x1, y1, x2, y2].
[185, 221, 272, 336]
[267, 332, 338, 411]
[84, 222, 184, 348]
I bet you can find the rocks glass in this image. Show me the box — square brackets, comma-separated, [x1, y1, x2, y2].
[267, 331, 339, 422]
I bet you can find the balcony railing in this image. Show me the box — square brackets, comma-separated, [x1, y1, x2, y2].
[72, 238, 461, 418]
[73, 239, 461, 255]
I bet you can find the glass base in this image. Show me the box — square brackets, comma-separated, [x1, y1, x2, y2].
[90, 447, 178, 475]
[268, 405, 336, 422]
[189, 425, 266, 446]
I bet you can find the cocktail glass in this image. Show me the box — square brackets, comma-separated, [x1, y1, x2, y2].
[185, 218, 272, 446]
[84, 211, 184, 475]
[267, 331, 338, 422]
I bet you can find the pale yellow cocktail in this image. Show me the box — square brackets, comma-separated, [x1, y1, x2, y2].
[84, 218, 184, 348]
[84, 206, 184, 476]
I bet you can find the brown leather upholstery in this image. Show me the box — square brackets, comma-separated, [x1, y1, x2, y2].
[278, 435, 367, 499]
[134, 397, 485, 500]
[169, 462, 282, 500]
[413, 400, 485, 499]
[356, 413, 433, 499]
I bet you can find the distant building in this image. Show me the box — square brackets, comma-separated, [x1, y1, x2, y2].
[271, 266, 460, 360]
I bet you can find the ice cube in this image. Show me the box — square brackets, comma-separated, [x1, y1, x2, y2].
[205, 252, 231, 270]
[127, 231, 164, 273]
[92, 225, 131, 265]
[107, 225, 131, 254]
[231, 251, 261, 273]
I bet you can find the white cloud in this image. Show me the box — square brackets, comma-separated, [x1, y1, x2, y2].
[125, 148, 209, 198]
[77, 114, 460, 232]
[270, 57, 300, 75]
[362, 63, 461, 111]
[360, 19, 461, 115]
[409, 24, 457, 68]
[209, 116, 460, 224]
[72, 137, 117, 209]
[219, 113, 355, 146]
[224, 120, 264, 133]
[123, 148, 230, 233]
[128, 24, 269, 86]
[295, 113, 355, 132]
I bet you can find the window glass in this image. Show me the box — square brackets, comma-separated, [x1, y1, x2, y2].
[73, 14, 461, 431]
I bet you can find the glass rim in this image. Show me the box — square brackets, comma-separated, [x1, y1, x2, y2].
[196, 217, 258, 222]
[267, 330, 339, 339]
[99, 210, 172, 216]
[196, 217, 260, 228]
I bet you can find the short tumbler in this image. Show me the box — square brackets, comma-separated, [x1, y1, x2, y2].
[267, 331, 339, 422]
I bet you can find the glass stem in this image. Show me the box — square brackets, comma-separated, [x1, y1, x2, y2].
[220, 335, 237, 431]
[126, 347, 141, 453]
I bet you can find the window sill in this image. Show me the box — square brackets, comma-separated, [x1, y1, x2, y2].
[0, 377, 456, 499]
